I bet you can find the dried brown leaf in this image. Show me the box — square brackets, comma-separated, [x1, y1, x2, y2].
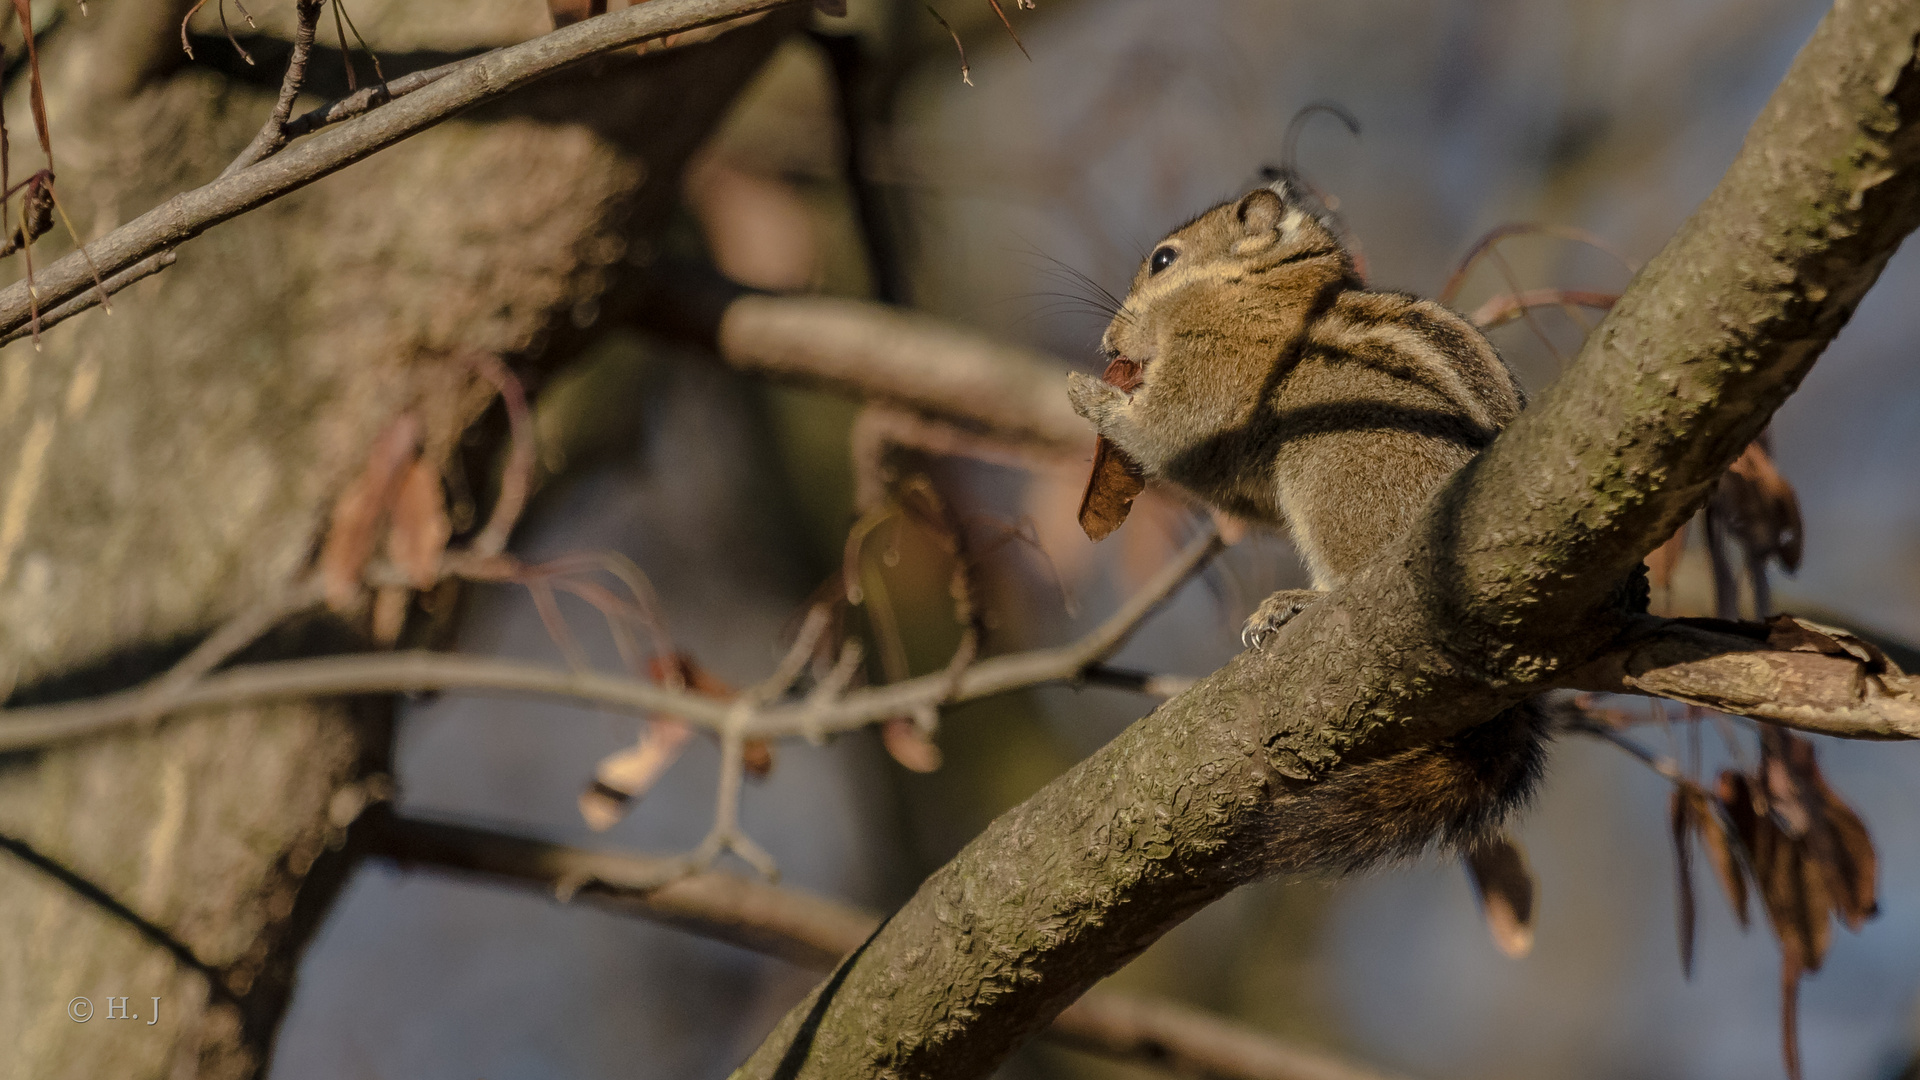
[1464, 834, 1535, 959]
[1759, 814, 1833, 972]
[11, 0, 50, 163]
[1078, 436, 1146, 541]
[579, 653, 732, 831]
[1077, 355, 1148, 542]
[1101, 354, 1145, 393]
[386, 458, 450, 589]
[1698, 790, 1750, 930]
[1815, 778, 1879, 931]
[1780, 951, 1805, 1080]
[742, 738, 775, 779]
[1778, 732, 1880, 932]
[1724, 441, 1804, 572]
[318, 413, 423, 611]
[1670, 788, 1699, 977]
[580, 719, 694, 831]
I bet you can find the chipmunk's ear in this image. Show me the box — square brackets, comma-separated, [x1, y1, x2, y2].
[1235, 187, 1286, 234]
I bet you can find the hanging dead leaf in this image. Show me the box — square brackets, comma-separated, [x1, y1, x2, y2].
[386, 457, 451, 589]
[580, 720, 694, 831]
[1077, 436, 1147, 541]
[1705, 439, 1804, 618]
[1464, 834, 1535, 959]
[1713, 730, 1880, 1080]
[578, 654, 731, 830]
[1077, 355, 1147, 542]
[1698, 787, 1749, 931]
[1670, 788, 1699, 977]
[1773, 730, 1879, 931]
[882, 716, 942, 773]
[318, 413, 423, 611]
[1818, 782, 1879, 930]
[743, 738, 775, 779]
[1724, 441, 1804, 572]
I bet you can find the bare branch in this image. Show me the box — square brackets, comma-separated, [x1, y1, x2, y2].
[222, 0, 325, 176]
[1564, 616, 1920, 740]
[279, 60, 460, 141]
[132, 575, 326, 720]
[0, 251, 176, 345]
[468, 355, 535, 557]
[364, 809, 1417, 1080]
[0, 0, 808, 342]
[0, 527, 1224, 751]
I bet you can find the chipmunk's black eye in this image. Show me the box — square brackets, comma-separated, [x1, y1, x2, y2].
[1149, 245, 1179, 274]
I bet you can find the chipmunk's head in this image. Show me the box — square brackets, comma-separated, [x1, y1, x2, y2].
[1101, 172, 1356, 374]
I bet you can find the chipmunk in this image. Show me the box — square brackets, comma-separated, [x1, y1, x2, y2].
[1066, 173, 1552, 871]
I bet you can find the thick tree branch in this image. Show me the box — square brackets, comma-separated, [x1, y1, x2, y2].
[0, 0, 809, 341]
[1563, 615, 1920, 739]
[733, 4, 1920, 1076]
[362, 809, 1414, 1080]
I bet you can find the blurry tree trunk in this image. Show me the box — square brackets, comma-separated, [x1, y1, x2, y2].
[0, 2, 795, 1077]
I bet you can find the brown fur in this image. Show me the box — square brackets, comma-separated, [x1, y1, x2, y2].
[1067, 179, 1546, 867]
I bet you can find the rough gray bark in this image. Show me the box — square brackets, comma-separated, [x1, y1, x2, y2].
[733, 2, 1920, 1076]
[0, 2, 795, 1077]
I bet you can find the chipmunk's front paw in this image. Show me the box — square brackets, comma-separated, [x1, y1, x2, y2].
[1242, 589, 1326, 650]
[1067, 371, 1128, 427]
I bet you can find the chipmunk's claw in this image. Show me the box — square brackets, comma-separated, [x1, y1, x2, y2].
[1241, 589, 1325, 650]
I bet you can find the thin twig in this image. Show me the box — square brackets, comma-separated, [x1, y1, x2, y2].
[1469, 288, 1619, 330]
[222, 0, 324, 177]
[1438, 222, 1636, 306]
[279, 62, 457, 141]
[0, 250, 175, 345]
[687, 605, 833, 878]
[133, 575, 327, 720]
[469, 355, 534, 557]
